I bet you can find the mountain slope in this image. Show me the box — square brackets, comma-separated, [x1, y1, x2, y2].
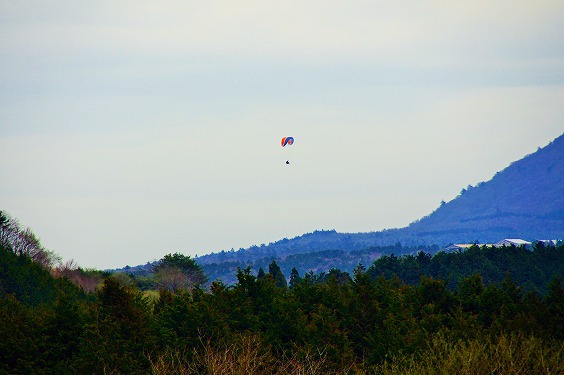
[406, 133, 564, 242]
[197, 134, 564, 267]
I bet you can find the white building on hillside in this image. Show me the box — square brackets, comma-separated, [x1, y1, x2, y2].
[494, 239, 532, 249]
[535, 240, 560, 246]
[444, 244, 476, 251]
[443, 239, 539, 252]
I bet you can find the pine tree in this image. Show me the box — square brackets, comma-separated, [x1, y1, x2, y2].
[289, 267, 301, 288]
[268, 261, 287, 288]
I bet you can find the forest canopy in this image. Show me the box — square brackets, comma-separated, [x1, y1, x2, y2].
[1, 234, 562, 373]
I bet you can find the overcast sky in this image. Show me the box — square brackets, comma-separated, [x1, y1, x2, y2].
[1, 1, 563, 269]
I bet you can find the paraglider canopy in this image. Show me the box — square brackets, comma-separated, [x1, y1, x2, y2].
[281, 137, 294, 147]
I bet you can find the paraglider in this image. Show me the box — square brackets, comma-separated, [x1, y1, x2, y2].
[281, 137, 294, 165]
[281, 137, 294, 147]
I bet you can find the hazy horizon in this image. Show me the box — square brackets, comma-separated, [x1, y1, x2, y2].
[2, 1, 563, 269]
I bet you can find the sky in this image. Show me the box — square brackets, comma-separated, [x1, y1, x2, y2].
[1, 1, 563, 269]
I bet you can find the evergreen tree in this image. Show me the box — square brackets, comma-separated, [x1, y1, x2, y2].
[289, 267, 301, 288]
[0, 294, 48, 373]
[78, 277, 155, 373]
[257, 267, 266, 279]
[268, 260, 287, 288]
[46, 291, 86, 373]
[545, 277, 563, 339]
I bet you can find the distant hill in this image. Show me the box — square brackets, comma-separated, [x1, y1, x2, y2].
[197, 134, 563, 263]
[404, 133, 563, 243]
[118, 134, 563, 283]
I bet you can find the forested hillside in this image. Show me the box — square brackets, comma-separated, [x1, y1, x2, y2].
[200, 243, 440, 285]
[1, 239, 563, 374]
[2, 210, 563, 373]
[366, 243, 563, 294]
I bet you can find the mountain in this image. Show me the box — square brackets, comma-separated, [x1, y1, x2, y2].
[405, 133, 564, 243]
[116, 134, 563, 283]
[196, 134, 563, 265]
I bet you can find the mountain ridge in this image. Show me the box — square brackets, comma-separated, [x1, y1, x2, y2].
[194, 133, 563, 267]
[405, 133, 563, 241]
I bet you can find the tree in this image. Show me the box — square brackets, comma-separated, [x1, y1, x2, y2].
[545, 277, 563, 339]
[268, 261, 287, 288]
[289, 267, 301, 288]
[0, 294, 50, 373]
[46, 291, 86, 371]
[0, 210, 17, 249]
[0, 211, 58, 268]
[152, 253, 207, 292]
[326, 268, 351, 285]
[457, 274, 485, 312]
[78, 277, 155, 373]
